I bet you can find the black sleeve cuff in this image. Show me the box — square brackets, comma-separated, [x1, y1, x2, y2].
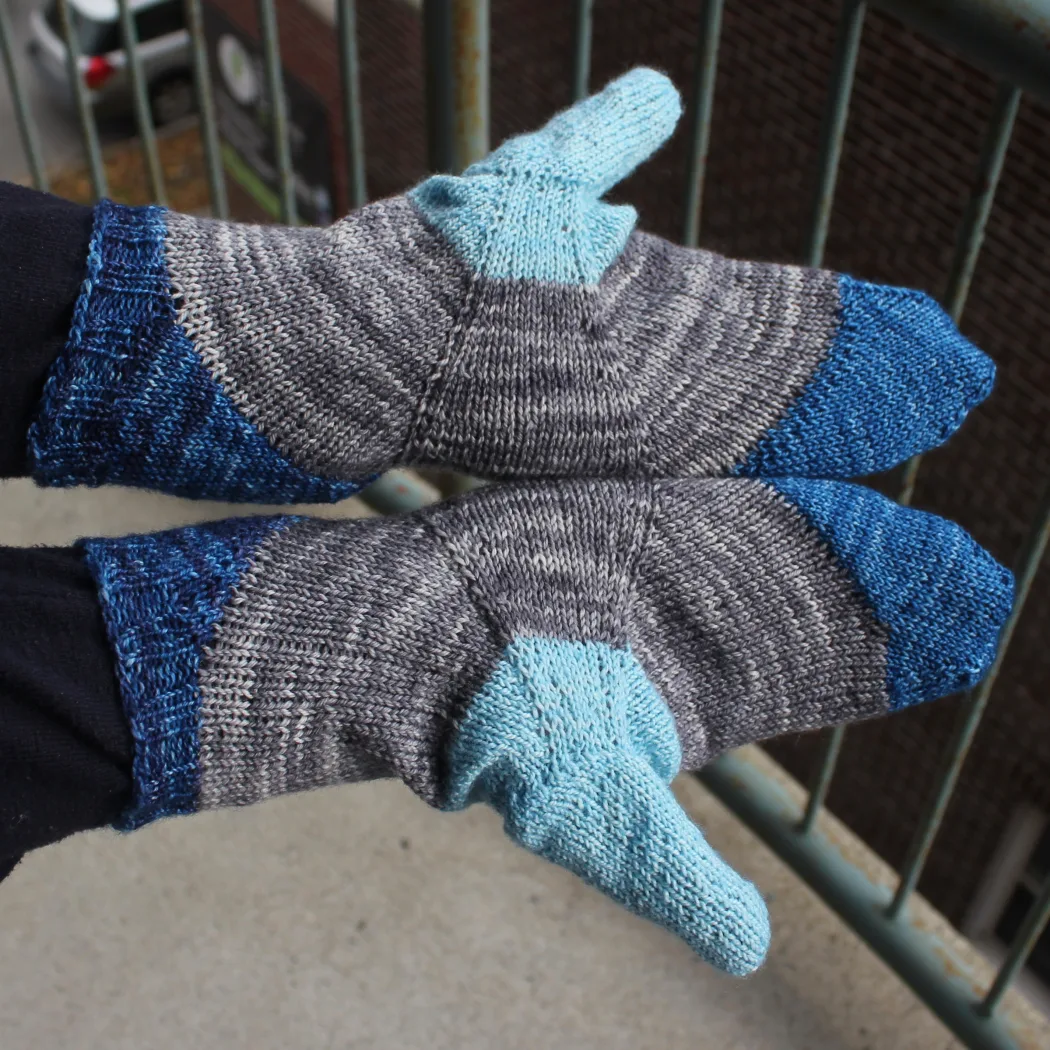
[0, 182, 94, 478]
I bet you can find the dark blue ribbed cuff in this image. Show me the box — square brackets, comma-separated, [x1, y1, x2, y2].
[29, 199, 363, 504]
[82, 516, 295, 830]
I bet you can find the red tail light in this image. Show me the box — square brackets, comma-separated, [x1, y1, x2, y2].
[83, 55, 115, 90]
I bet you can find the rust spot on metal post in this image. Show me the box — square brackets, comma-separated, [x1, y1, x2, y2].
[450, 0, 489, 172]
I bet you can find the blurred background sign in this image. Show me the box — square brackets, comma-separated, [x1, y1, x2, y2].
[201, 0, 331, 223]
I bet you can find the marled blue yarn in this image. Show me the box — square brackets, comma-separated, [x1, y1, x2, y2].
[771, 478, 1014, 709]
[82, 516, 295, 829]
[445, 636, 770, 976]
[737, 276, 996, 478]
[28, 199, 362, 504]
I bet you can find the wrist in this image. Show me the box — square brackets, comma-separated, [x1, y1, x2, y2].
[29, 200, 366, 503]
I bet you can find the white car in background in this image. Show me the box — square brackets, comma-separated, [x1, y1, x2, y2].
[27, 0, 195, 125]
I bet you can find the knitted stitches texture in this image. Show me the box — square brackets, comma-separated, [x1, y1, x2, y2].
[444, 637, 770, 974]
[771, 477, 1014, 708]
[30, 69, 994, 500]
[83, 479, 1012, 970]
[82, 515, 293, 828]
[28, 200, 362, 502]
[737, 276, 995, 478]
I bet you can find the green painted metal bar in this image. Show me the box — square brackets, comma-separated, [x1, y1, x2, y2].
[256, 0, 296, 223]
[802, 46, 1019, 837]
[422, 0, 489, 497]
[943, 83, 1021, 323]
[450, 0, 489, 172]
[895, 456, 924, 509]
[700, 750, 1031, 1050]
[336, 0, 368, 209]
[423, 0, 488, 174]
[681, 0, 724, 248]
[116, 0, 166, 205]
[423, 0, 455, 173]
[891, 83, 1020, 511]
[871, 0, 1050, 105]
[799, 723, 844, 834]
[980, 871, 1050, 1016]
[794, 0, 867, 829]
[360, 471, 440, 515]
[804, 0, 865, 268]
[368, 0, 489, 511]
[889, 479, 1050, 919]
[0, 0, 48, 190]
[571, 0, 593, 102]
[886, 87, 1026, 918]
[805, 411, 923, 832]
[184, 0, 228, 217]
[58, 0, 107, 200]
[452, 0, 486, 490]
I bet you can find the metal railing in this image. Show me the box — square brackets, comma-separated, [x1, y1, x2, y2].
[2, 0, 1049, 1045]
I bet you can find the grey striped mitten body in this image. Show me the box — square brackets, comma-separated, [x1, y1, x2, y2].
[84, 478, 1010, 973]
[32, 70, 992, 503]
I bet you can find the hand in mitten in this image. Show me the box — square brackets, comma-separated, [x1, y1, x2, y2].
[84, 478, 1011, 973]
[33, 69, 991, 502]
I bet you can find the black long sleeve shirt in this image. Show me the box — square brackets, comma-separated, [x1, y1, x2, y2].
[0, 181, 134, 876]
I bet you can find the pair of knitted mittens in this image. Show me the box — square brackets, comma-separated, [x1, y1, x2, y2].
[32, 70, 1011, 975]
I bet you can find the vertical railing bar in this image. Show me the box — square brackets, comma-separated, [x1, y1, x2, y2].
[450, 0, 488, 173]
[336, 0, 368, 209]
[681, 0, 724, 248]
[943, 83, 1021, 325]
[799, 725, 845, 833]
[422, 0, 454, 173]
[795, 0, 866, 832]
[256, 0, 296, 223]
[57, 0, 108, 200]
[978, 871, 1050, 1016]
[571, 0, 594, 102]
[895, 455, 924, 510]
[804, 0, 865, 268]
[0, 0, 48, 191]
[885, 88, 1025, 919]
[441, 0, 488, 496]
[116, 0, 166, 205]
[802, 19, 1015, 844]
[889, 479, 1050, 920]
[881, 88, 1019, 512]
[184, 0, 228, 217]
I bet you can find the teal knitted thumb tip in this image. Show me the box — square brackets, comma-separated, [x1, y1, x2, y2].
[445, 637, 770, 975]
[506, 754, 772, 976]
[538, 67, 683, 192]
[474, 67, 682, 193]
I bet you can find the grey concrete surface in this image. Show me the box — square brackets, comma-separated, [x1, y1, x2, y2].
[0, 766, 969, 1050]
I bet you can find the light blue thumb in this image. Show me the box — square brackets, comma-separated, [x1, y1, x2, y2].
[444, 637, 771, 976]
[472, 67, 682, 194]
[409, 68, 682, 283]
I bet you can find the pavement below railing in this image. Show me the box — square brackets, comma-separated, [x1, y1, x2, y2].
[1, 478, 1048, 1050]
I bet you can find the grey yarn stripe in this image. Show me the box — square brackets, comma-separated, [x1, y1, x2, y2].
[194, 480, 890, 813]
[165, 202, 839, 481]
[165, 199, 469, 479]
[428, 478, 888, 769]
[630, 479, 889, 770]
[411, 234, 839, 477]
[196, 515, 497, 808]
[612, 235, 839, 475]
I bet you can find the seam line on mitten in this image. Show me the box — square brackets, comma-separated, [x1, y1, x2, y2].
[400, 191, 509, 465]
